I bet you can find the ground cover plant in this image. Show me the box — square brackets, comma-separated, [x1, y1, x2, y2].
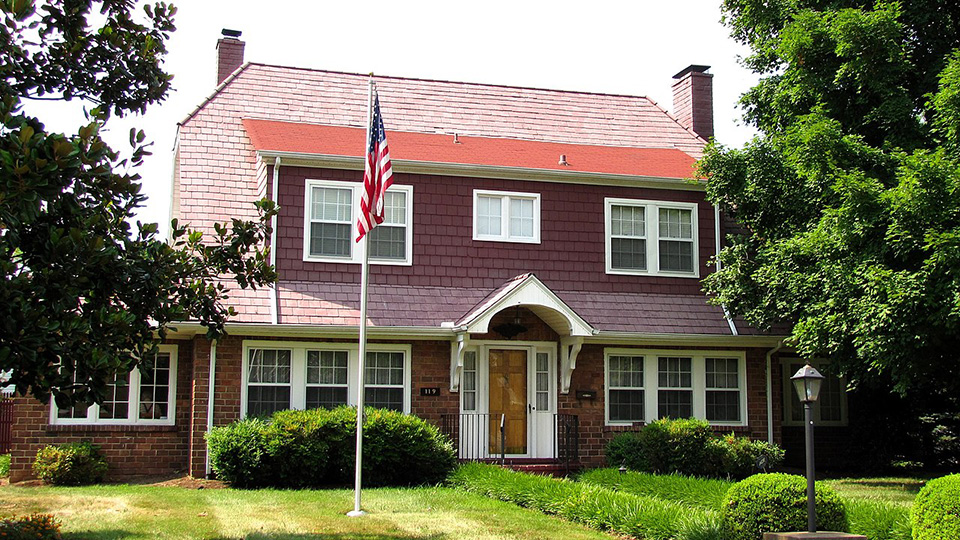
[578, 468, 731, 510]
[207, 406, 456, 488]
[450, 462, 721, 540]
[0, 513, 62, 540]
[0, 483, 614, 540]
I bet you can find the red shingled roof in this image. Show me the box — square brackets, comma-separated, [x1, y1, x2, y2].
[243, 119, 698, 179]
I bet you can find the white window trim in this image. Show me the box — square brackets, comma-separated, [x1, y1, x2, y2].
[604, 198, 700, 278]
[241, 340, 412, 417]
[50, 344, 179, 426]
[302, 179, 414, 266]
[781, 358, 848, 427]
[603, 348, 747, 427]
[473, 189, 541, 244]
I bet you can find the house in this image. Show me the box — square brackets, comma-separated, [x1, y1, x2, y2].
[7, 32, 850, 482]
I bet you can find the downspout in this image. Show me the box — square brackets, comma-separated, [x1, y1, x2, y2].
[715, 204, 738, 336]
[765, 340, 785, 444]
[204, 339, 218, 477]
[269, 157, 281, 325]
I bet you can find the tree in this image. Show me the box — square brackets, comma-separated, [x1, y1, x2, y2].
[702, 0, 960, 395]
[0, 0, 277, 407]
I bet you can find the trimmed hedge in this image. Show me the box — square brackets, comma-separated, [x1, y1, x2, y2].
[0, 514, 62, 540]
[721, 473, 848, 540]
[206, 406, 455, 488]
[911, 473, 960, 540]
[32, 442, 107, 486]
[450, 462, 721, 540]
[606, 418, 784, 479]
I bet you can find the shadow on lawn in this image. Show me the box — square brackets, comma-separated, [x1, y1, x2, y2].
[63, 533, 447, 540]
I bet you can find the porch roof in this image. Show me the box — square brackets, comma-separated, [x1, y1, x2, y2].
[275, 278, 762, 336]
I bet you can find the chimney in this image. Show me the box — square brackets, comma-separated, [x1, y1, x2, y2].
[216, 29, 245, 86]
[671, 65, 714, 141]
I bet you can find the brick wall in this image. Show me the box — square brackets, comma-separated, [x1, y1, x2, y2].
[671, 69, 714, 141]
[274, 165, 716, 294]
[215, 38, 245, 86]
[8, 341, 194, 482]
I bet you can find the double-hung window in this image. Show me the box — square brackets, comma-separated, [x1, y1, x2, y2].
[304, 179, 413, 265]
[782, 359, 847, 426]
[51, 345, 178, 425]
[605, 198, 698, 277]
[242, 341, 411, 417]
[604, 349, 745, 426]
[473, 190, 541, 243]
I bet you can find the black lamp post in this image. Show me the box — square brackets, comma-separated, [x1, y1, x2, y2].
[791, 364, 825, 533]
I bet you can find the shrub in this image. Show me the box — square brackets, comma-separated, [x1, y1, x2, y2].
[708, 434, 785, 479]
[721, 473, 848, 540]
[606, 418, 784, 479]
[207, 406, 455, 488]
[0, 514, 62, 540]
[32, 442, 107, 486]
[912, 473, 960, 540]
[450, 462, 721, 540]
[0, 453, 10, 477]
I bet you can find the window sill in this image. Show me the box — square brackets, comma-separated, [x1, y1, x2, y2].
[46, 424, 178, 433]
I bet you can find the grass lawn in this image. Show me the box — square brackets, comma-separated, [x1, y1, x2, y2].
[824, 476, 927, 507]
[0, 483, 617, 540]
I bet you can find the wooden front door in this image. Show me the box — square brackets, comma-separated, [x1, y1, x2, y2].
[488, 349, 527, 455]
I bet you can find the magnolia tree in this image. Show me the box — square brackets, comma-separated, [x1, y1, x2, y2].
[0, 1, 277, 407]
[703, 0, 960, 396]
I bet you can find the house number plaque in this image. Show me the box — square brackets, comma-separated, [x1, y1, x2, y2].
[420, 387, 441, 396]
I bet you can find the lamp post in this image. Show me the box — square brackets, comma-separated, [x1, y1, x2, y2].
[791, 364, 825, 534]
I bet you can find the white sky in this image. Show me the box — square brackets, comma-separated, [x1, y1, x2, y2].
[28, 0, 760, 236]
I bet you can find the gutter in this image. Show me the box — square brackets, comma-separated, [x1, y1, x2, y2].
[254, 150, 707, 192]
[269, 157, 281, 325]
[765, 340, 786, 444]
[204, 339, 218, 478]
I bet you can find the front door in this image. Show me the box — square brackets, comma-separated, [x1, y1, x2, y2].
[488, 349, 528, 455]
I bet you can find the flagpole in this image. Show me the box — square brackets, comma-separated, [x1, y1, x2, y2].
[348, 76, 375, 518]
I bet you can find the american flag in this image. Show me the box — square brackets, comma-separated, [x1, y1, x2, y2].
[356, 90, 393, 242]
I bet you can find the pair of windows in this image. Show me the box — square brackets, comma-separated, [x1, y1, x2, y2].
[604, 349, 745, 426]
[304, 179, 414, 265]
[243, 342, 411, 418]
[473, 190, 541, 243]
[781, 359, 847, 426]
[51, 346, 178, 425]
[605, 198, 699, 276]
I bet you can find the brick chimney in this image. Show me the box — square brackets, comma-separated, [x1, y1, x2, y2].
[671, 65, 714, 141]
[216, 29, 245, 86]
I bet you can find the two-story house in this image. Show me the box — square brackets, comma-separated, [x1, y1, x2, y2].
[8, 32, 849, 482]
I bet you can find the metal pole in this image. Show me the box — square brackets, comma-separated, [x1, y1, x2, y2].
[804, 401, 816, 533]
[348, 78, 375, 518]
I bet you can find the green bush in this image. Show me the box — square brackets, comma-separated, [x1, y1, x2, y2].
[0, 453, 10, 477]
[708, 434, 785, 479]
[32, 442, 107, 486]
[0, 514, 62, 540]
[606, 419, 784, 479]
[206, 406, 455, 488]
[450, 462, 721, 540]
[721, 473, 848, 540]
[911, 473, 960, 540]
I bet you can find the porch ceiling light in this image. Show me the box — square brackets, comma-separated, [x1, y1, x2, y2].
[493, 307, 527, 339]
[790, 364, 824, 404]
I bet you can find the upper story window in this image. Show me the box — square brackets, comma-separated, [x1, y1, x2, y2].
[604, 349, 746, 427]
[781, 359, 848, 426]
[304, 179, 413, 265]
[605, 198, 699, 277]
[51, 345, 178, 426]
[473, 190, 541, 243]
[241, 340, 412, 418]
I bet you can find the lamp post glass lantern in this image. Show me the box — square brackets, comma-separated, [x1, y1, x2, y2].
[791, 363, 825, 534]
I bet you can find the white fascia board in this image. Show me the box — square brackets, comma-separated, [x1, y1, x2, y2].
[255, 150, 705, 192]
[462, 275, 595, 337]
[588, 331, 789, 348]
[163, 322, 457, 341]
